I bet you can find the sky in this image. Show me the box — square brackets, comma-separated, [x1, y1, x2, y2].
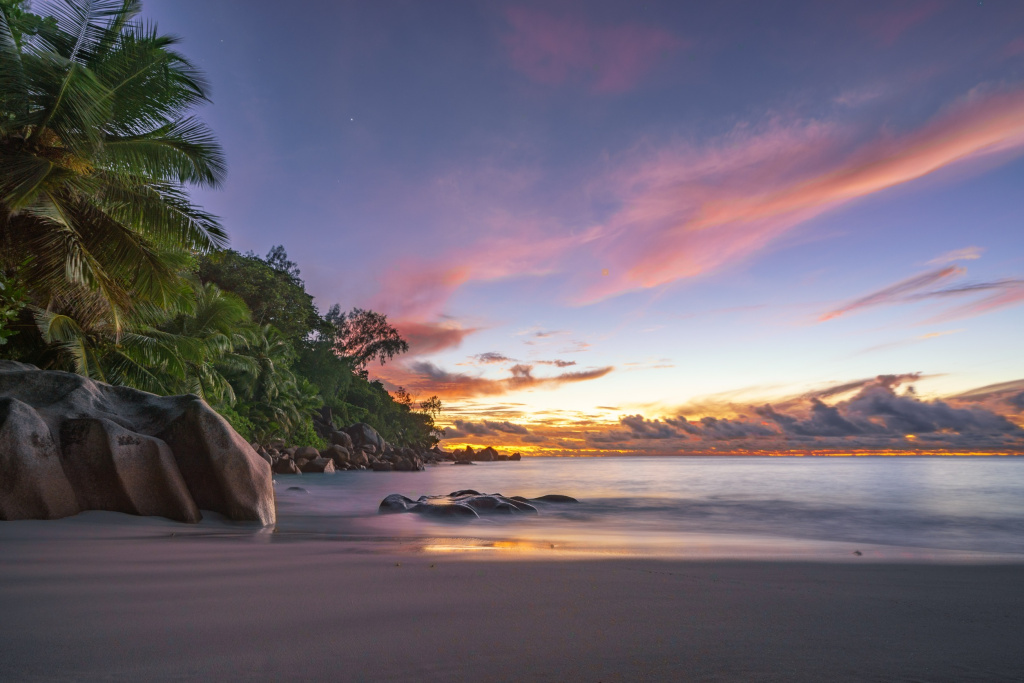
[144, 0, 1024, 455]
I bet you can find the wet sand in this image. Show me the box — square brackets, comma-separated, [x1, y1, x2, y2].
[2, 521, 1023, 682]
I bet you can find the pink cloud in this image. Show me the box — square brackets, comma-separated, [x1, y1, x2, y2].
[857, 1, 945, 46]
[924, 281, 1024, 324]
[369, 225, 596, 321]
[365, 86, 1024, 331]
[394, 320, 479, 357]
[502, 6, 683, 93]
[1003, 38, 1024, 59]
[581, 87, 1024, 302]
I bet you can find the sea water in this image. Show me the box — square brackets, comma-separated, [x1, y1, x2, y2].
[267, 456, 1024, 561]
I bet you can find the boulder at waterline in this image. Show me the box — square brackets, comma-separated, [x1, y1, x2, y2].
[378, 490, 579, 518]
[300, 457, 335, 474]
[344, 422, 386, 454]
[0, 361, 275, 524]
[272, 458, 301, 475]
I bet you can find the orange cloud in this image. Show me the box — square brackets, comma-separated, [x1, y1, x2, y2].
[437, 375, 1024, 455]
[395, 320, 479, 356]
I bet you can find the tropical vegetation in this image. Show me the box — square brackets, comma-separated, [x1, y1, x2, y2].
[0, 0, 441, 448]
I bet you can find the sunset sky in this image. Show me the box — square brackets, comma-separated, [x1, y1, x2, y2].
[146, 0, 1024, 455]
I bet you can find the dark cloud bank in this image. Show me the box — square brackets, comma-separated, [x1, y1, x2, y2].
[589, 376, 1024, 453]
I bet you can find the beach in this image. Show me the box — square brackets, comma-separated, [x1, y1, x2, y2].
[2, 511, 1024, 682]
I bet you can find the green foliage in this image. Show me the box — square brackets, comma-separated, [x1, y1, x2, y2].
[198, 247, 320, 348]
[0, 269, 27, 346]
[288, 418, 326, 450]
[0, 1, 436, 450]
[0, 0, 227, 330]
[0, 0, 54, 46]
[217, 404, 255, 443]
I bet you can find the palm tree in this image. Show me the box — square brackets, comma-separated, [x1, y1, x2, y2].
[36, 281, 252, 400]
[0, 0, 226, 329]
[226, 325, 321, 441]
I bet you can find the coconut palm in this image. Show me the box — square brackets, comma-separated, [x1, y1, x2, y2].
[36, 281, 252, 399]
[226, 324, 322, 440]
[0, 0, 225, 328]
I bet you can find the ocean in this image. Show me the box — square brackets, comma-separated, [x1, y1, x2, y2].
[268, 456, 1024, 561]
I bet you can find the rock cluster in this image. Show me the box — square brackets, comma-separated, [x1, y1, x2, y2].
[0, 361, 274, 524]
[259, 422, 450, 475]
[449, 445, 522, 463]
[255, 408, 526, 476]
[379, 489, 578, 518]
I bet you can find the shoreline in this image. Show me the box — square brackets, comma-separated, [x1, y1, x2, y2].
[8, 510, 1024, 565]
[2, 523, 1023, 681]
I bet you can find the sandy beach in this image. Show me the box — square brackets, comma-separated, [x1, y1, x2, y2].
[2, 519, 1023, 682]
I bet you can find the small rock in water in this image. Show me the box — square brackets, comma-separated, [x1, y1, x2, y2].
[286, 486, 308, 493]
[531, 494, 579, 503]
[379, 490, 576, 518]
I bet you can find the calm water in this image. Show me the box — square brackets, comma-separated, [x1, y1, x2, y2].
[269, 457, 1024, 560]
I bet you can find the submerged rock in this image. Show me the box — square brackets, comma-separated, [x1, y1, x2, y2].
[0, 361, 275, 525]
[378, 490, 577, 519]
[530, 494, 579, 503]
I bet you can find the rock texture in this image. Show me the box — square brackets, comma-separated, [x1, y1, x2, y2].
[379, 489, 578, 518]
[449, 445, 523, 463]
[0, 361, 274, 524]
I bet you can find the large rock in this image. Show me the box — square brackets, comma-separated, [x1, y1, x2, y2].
[320, 444, 350, 467]
[300, 457, 335, 474]
[272, 458, 300, 475]
[60, 418, 200, 523]
[0, 398, 78, 521]
[0, 361, 275, 525]
[343, 422, 385, 454]
[294, 445, 320, 461]
[329, 430, 354, 450]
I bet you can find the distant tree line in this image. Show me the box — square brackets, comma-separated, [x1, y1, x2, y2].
[0, 0, 441, 448]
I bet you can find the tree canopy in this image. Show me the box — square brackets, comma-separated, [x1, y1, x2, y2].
[0, 0, 440, 449]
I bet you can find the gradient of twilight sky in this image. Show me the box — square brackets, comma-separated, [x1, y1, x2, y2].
[144, 0, 1024, 454]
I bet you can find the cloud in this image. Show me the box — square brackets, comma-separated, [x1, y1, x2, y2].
[462, 353, 576, 369]
[1004, 38, 1024, 59]
[472, 352, 516, 365]
[584, 375, 1024, 453]
[821, 265, 1024, 323]
[581, 87, 1024, 303]
[367, 86, 1024, 322]
[820, 266, 964, 321]
[857, 1, 945, 46]
[380, 361, 613, 399]
[857, 330, 963, 355]
[923, 280, 1024, 323]
[445, 419, 531, 438]
[396, 320, 479, 356]
[927, 246, 984, 265]
[501, 7, 683, 93]
[949, 379, 1024, 420]
[536, 359, 577, 367]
